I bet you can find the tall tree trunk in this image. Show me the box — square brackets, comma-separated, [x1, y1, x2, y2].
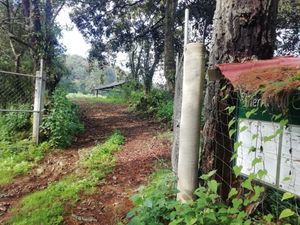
[200, 0, 279, 198]
[164, 0, 177, 94]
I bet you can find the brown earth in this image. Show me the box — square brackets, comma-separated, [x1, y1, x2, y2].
[0, 101, 171, 224]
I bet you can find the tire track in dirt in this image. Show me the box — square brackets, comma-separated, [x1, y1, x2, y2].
[0, 101, 171, 224]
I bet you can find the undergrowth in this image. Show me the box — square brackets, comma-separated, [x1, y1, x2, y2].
[127, 170, 298, 225]
[41, 88, 84, 148]
[8, 131, 124, 225]
[0, 140, 51, 185]
[0, 105, 32, 142]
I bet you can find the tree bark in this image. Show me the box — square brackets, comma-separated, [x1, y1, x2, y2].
[201, 0, 279, 198]
[164, 0, 178, 94]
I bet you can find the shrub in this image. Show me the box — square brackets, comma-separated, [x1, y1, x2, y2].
[129, 89, 174, 125]
[0, 105, 31, 141]
[41, 88, 84, 148]
[156, 100, 174, 124]
[127, 170, 294, 225]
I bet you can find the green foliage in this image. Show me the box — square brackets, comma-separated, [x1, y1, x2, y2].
[0, 106, 31, 142]
[0, 140, 50, 185]
[128, 169, 298, 225]
[9, 131, 124, 225]
[59, 55, 127, 94]
[130, 89, 174, 125]
[127, 170, 177, 225]
[67, 93, 126, 104]
[41, 88, 84, 148]
[128, 170, 248, 225]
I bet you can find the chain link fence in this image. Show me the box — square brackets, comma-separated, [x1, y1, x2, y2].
[0, 70, 35, 112]
[0, 61, 46, 143]
[201, 78, 300, 223]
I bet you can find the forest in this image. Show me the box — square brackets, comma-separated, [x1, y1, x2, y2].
[0, 0, 300, 224]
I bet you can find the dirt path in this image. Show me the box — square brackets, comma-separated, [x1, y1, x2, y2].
[0, 101, 171, 224]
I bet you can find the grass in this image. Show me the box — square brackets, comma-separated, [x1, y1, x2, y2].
[8, 131, 125, 225]
[67, 92, 126, 104]
[0, 140, 51, 185]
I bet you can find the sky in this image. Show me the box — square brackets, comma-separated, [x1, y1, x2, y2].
[56, 7, 165, 85]
[56, 8, 91, 57]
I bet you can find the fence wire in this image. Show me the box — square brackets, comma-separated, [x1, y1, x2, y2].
[201, 80, 300, 224]
[0, 71, 35, 112]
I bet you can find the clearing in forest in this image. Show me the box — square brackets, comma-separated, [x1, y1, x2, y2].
[0, 100, 171, 225]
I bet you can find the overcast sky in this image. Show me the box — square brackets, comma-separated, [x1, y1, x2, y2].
[56, 8, 91, 57]
[56, 7, 165, 85]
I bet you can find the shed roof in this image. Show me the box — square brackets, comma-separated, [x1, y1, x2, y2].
[216, 57, 300, 107]
[93, 81, 126, 91]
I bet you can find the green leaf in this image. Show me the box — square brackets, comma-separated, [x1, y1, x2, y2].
[257, 169, 267, 179]
[200, 170, 217, 180]
[188, 218, 197, 225]
[228, 188, 238, 199]
[228, 118, 236, 129]
[230, 153, 238, 162]
[144, 199, 153, 208]
[283, 176, 291, 182]
[279, 209, 295, 219]
[252, 134, 258, 140]
[272, 113, 282, 121]
[248, 146, 256, 153]
[263, 134, 276, 142]
[226, 106, 236, 114]
[242, 179, 253, 191]
[222, 94, 229, 101]
[239, 125, 248, 133]
[207, 180, 219, 193]
[245, 108, 258, 119]
[234, 141, 242, 151]
[232, 198, 243, 210]
[221, 85, 227, 91]
[252, 157, 262, 167]
[233, 165, 242, 177]
[280, 119, 288, 127]
[282, 192, 295, 201]
[263, 214, 273, 223]
[229, 129, 236, 138]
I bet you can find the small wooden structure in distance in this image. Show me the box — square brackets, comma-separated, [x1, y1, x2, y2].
[92, 81, 126, 97]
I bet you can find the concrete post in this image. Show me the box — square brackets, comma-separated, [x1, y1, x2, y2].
[32, 59, 45, 144]
[177, 43, 206, 201]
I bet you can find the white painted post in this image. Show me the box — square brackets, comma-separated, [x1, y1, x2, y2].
[32, 59, 45, 144]
[177, 43, 206, 202]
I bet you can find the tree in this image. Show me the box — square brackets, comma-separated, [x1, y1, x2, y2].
[276, 0, 300, 55]
[0, 0, 67, 92]
[164, 0, 178, 93]
[69, 0, 165, 93]
[200, 0, 280, 197]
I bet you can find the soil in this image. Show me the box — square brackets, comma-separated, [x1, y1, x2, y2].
[0, 101, 171, 225]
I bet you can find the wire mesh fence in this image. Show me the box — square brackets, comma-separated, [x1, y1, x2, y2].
[201, 79, 300, 223]
[0, 62, 46, 143]
[0, 70, 35, 112]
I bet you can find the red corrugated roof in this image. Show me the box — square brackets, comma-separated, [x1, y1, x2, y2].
[216, 56, 300, 85]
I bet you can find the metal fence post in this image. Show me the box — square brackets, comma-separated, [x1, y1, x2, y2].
[32, 59, 45, 144]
